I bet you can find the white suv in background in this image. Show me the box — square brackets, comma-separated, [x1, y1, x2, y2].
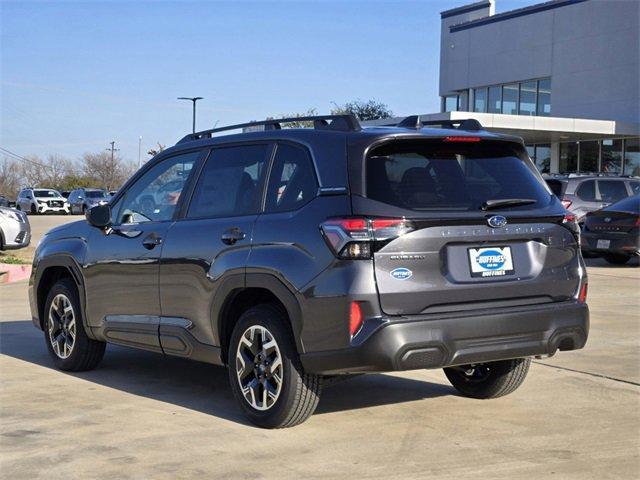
[16, 188, 70, 215]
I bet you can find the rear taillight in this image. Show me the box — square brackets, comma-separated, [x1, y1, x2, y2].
[561, 198, 572, 209]
[349, 301, 364, 337]
[577, 282, 588, 303]
[562, 213, 581, 245]
[320, 217, 414, 259]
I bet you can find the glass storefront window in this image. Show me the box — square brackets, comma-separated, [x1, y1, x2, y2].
[488, 86, 501, 113]
[444, 95, 458, 112]
[624, 138, 640, 176]
[502, 84, 518, 115]
[601, 139, 623, 174]
[537, 78, 551, 116]
[535, 144, 551, 174]
[519, 81, 537, 116]
[459, 90, 469, 111]
[473, 88, 487, 113]
[560, 142, 578, 173]
[580, 141, 599, 172]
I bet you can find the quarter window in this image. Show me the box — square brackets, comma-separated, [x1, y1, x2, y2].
[187, 144, 269, 219]
[598, 180, 628, 204]
[265, 143, 317, 213]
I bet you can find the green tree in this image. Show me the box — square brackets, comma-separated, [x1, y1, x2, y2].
[331, 99, 393, 121]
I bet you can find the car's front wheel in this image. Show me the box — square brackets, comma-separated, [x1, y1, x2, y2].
[44, 278, 106, 371]
[443, 358, 530, 399]
[228, 304, 322, 428]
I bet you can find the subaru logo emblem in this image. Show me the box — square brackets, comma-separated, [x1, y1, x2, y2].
[488, 215, 507, 228]
[604, 217, 612, 223]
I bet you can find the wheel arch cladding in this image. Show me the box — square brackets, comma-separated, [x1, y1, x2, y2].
[218, 274, 304, 364]
[36, 258, 84, 330]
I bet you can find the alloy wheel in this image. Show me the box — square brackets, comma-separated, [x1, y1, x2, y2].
[48, 294, 76, 359]
[235, 325, 283, 411]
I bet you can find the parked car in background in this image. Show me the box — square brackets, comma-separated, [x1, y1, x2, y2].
[0, 206, 30, 250]
[0, 195, 9, 207]
[30, 114, 589, 428]
[582, 195, 639, 265]
[16, 188, 70, 215]
[61, 191, 71, 199]
[544, 174, 640, 222]
[67, 188, 109, 215]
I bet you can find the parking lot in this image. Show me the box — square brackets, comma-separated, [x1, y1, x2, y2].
[1, 215, 639, 479]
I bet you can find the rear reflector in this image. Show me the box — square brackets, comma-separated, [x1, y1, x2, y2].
[443, 136, 481, 142]
[349, 302, 363, 337]
[578, 282, 588, 303]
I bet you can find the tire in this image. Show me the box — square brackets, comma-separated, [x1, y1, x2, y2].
[30, 204, 37, 215]
[443, 358, 530, 399]
[603, 253, 631, 265]
[43, 278, 106, 371]
[82, 205, 87, 215]
[227, 304, 322, 428]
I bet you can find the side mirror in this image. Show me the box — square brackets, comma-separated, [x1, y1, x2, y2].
[86, 203, 112, 230]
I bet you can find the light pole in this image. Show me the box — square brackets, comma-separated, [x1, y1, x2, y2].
[138, 136, 143, 168]
[178, 96, 203, 133]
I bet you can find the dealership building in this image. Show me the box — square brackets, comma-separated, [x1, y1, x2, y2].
[376, 0, 640, 176]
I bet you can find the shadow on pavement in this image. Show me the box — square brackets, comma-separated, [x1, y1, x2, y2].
[0, 320, 452, 424]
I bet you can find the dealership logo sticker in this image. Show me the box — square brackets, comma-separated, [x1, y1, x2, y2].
[487, 215, 507, 228]
[390, 267, 413, 280]
[476, 250, 506, 270]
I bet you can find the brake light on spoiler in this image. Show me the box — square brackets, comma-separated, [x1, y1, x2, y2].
[321, 217, 414, 259]
[443, 136, 481, 142]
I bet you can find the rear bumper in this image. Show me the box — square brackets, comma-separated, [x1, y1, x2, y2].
[300, 301, 589, 375]
[581, 231, 640, 256]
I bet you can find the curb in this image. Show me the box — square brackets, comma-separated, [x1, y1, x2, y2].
[0, 264, 32, 284]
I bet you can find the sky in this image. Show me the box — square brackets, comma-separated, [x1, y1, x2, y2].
[1, 0, 540, 163]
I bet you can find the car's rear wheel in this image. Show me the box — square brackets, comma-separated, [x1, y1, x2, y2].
[228, 304, 322, 428]
[603, 253, 631, 265]
[443, 358, 530, 399]
[44, 278, 106, 371]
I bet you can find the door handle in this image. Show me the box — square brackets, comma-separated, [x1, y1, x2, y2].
[221, 228, 246, 245]
[142, 233, 163, 250]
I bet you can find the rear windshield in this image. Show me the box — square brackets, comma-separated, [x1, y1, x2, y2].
[366, 140, 552, 212]
[85, 190, 106, 198]
[606, 194, 639, 214]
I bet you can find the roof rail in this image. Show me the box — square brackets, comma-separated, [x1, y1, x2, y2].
[394, 115, 484, 131]
[177, 114, 361, 144]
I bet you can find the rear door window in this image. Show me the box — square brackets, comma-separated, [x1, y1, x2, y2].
[365, 140, 551, 211]
[576, 180, 596, 202]
[187, 144, 270, 219]
[598, 180, 628, 203]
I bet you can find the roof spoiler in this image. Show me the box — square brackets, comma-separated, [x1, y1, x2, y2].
[395, 115, 484, 131]
[177, 114, 361, 144]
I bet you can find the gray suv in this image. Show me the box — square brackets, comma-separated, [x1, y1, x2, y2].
[29, 115, 589, 428]
[545, 174, 640, 221]
[67, 188, 109, 215]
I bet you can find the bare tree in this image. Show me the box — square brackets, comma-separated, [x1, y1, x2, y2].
[147, 143, 166, 157]
[81, 151, 135, 191]
[0, 158, 22, 198]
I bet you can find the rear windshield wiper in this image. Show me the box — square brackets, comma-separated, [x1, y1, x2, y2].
[481, 198, 536, 211]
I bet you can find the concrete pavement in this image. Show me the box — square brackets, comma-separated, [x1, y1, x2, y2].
[0, 215, 638, 479]
[1, 260, 638, 479]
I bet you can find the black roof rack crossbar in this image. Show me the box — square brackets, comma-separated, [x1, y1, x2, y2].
[394, 115, 484, 131]
[177, 114, 361, 144]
